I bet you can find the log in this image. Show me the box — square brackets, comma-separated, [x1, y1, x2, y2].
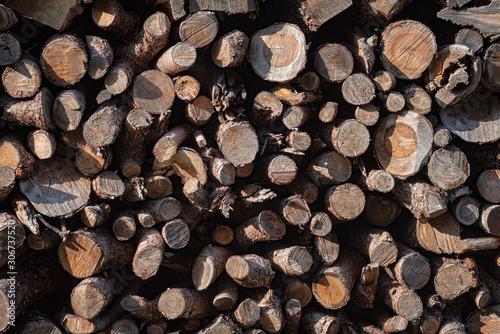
[432, 256, 478, 300]
[355, 0, 413, 22]
[325, 183, 366, 222]
[282, 299, 301, 334]
[427, 145, 470, 190]
[0, 211, 25, 250]
[186, 95, 215, 126]
[193, 245, 232, 290]
[341, 73, 376, 106]
[122, 176, 147, 202]
[403, 84, 432, 115]
[112, 210, 137, 241]
[234, 210, 286, 250]
[0, 135, 35, 179]
[233, 298, 260, 327]
[0, 88, 55, 130]
[2, 54, 42, 99]
[283, 277, 312, 307]
[58, 228, 134, 278]
[52, 88, 86, 131]
[359, 169, 394, 193]
[455, 28, 483, 54]
[450, 195, 480, 226]
[183, 178, 210, 212]
[146, 319, 169, 334]
[466, 304, 500, 334]
[198, 314, 242, 334]
[153, 124, 191, 164]
[365, 309, 408, 333]
[282, 105, 312, 130]
[27, 229, 59, 250]
[477, 169, 500, 203]
[83, 104, 125, 147]
[75, 144, 112, 177]
[174, 75, 201, 101]
[250, 90, 284, 126]
[372, 70, 396, 93]
[40, 34, 88, 87]
[263, 244, 313, 276]
[469, 277, 491, 309]
[362, 194, 401, 227]
[355, 103, 379, 127]
[105, 12, 171, 95]
[86, 35, 113, 80]
[323, 119, 370, 158]
[483, 43, 500, 93]
[81, 203, 111, 228]
[392, 178, 448, 219]
[351, 263, 379, 309]
[212, 225, 234, 246]
[287, 175, 318, 205]
[116, 108, 152, 177]
[158, 288, 215, 320]
[211, 30, 249, 68]
[226, 254, 274, 288]
[312, 247, 365, 310]
[216, 120, 259, 167]
[438, 302, 466, 334]
[212, 276, 238, 311]
[130, 70, 175, 115]
[419, 308, 442, 334]
[111, 318, 139, 334]
[121, 295, 162, 323]
[92, 171, 125, 200]
[300, 71, 321, 91]
[161, 219, 191, 249]
[258, 289, 284, 333]
[350, 226, 398, 267]
[145, 175, 173, 199]
[390, 243, 431, 290]
[26, 129, 56, 161]
[0, 166, 15, 203]
[379, 20, 437, 80]
[0, 5, 17, 31]
[306, 151, 351, 188]
[132, 227, 164, 280]
[315, 43, 353, 83]
[71, 276, 119, 320]
[137, 197, 181, 227]
[22, 313, 62, 334]
[0, 33, 21, 66]
[300, 311, 340, 334]
[380, 91, 405, 113]
[479, 204, 500, 236]
[378, 271, 423, 321]
[433, 124, 453, 147]
[91, 0, 140, 41]
[179, 11, 218, 49]
[156, 42, 196, 76]
[315, 232, 340, 265]
[270, 82, 322, 105]
[248, 22, 306, 82]
[318, 102, 338, 124]
[276, 195, 310, 227]
[308, 212, 332, 237]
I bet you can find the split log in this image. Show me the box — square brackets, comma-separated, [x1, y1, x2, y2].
[86, 35, 113, 80]
[2, 54, 42, 99]
[213, 276, 238, 311]
[174, 75, 201, 101]
[179, 11, 218, 49]
[0, 166, 15, 202]
[250, 90, 284, 126]
[156, 42, 196, 76]
[145, 175, 173, 199]
[323, 119, 370, 158]
[158, 288, 215, 320]
[248, 22, 306, 82]
[211, 30, 249, 68]
[379, 20, 437, 80]
[378, 271, 423, 321]
[432, 256, 478, 300]
[40, 34, 88, 87]
[92, 171, 125, 200]
[83, 104, 125, 147]
[263, 244, 313, 276]
[153, 124, 191, 164]
[0, 5, 17, 31]
[325, 183, 366, 222]
[71, 276, 119, 320]
[58, 228, 134, 278]
[372, 70, 396, 93]
[433, 124, 453, 147]
[341, 73, 376, 106]
[315, 43, 353, 83]
[0, 33, 21, 66]
[112, 210, 137, 241]
[116, 108, 152, 177]
[121, 295, 162, 323]
[226, 254, 275, 288]
[233, 298, 260, 327]
[0, 88, 55, 130]
[0, 211, 25, 250]
[52, 88, 86, 131]
[355, 103, 379, 127]
[427, 145, 470, 190]
[258, 289, 284, 333]
[132, 227, 164, 280]
[350, 226, 398, 267]
[27, 229, 59, 250]
[390, 243, 431, 290]
[318, 102, 338, 124]
[270, 82, 322, 105]
[282, 105, 312, 130]
[306, 151, 351, 188]
[312, 247, 365, 310]
[234, 210, 286, 250]
[10, 192, 39, 234]
[403, 84, 432, 115]
[477, 169, 500, 203]
[192, 245, 232, 290]
[450, 195, 480, 226]
[359, 169, 394, 193]
[315, 232, 340, 265]
[91, 0, 140, 40]
[362, 194, 401, 227]
[300, 311, 340, 334]
[81, 203, 111, 228]
[0, 135, 35, 179]
[105, 11, 171, 95]
[137, 197, 181, 227]
[351, 263, 379, 309]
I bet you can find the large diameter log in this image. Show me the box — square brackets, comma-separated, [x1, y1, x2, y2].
[40, 34, 88, 87]
[83, 104, 126, 147]
[325, 183, 365, 222]
[58, 228, 134, 278]
[217, 120, 259, 167]
[91, 0, 140, 41]
[315, 43, 353, 83]
[378, 271, 423, 321]
[71, 276, 119, 320]
[248, 22, 306, 82]
[234, 210, 286, 250]
[226, 254, 275, 288]
[323, 119, 370, 158]
[2, 54, 42, 99]
[133, 228, 165, 280]
[193, 245, 232, 290]
[392, 178, 448, 219]
[312, 247, 365, 310]
[130, 70, 175, 115]
[158, 288, 214, 320]
[432, 256, 478, 300]
[379, 20, 437, 80]
[0, 252, 69, 332]
[390, 243, 431, 290]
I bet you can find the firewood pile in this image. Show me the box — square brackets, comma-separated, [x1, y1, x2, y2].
[1, 0, 500, 333]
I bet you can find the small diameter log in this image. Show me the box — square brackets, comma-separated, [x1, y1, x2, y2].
[161, 218, 192, 250]
[156, 42, 196, 76]
[286, 130, 311, 152]
[261, 154, 298, 185]
[179, 11, 218, 48]
[270, 82, 322, 106]
[113, 210, 136, 241]
[130, 69, 175, 115]
[315, 232, 340, 265]
[40, 34, 88, 87]
[199, 315, 241, 334]
[250, 90, 283, 126]
[234, 298, 260, 327]
[341, 73, 375, 106]
[26, 129, 56, 160]
[58, 228, 134, 278]
[83, 104, 125, 147]
[213, 276, 238, 311]
[193, 245, 232, 290]
[276, 195, 311, 228]
[133, 228, 164, 280]
[392, 178, 448, 219]
[301, 71, 321, 91]
[186, 95, 214, 126]
[0, 166, 15, 202]
[433, 124, 453, 148]
[323, 119, 370, 157]
[122, 177, 146, 202]
[146, 319, 168, 334]
[92, 171, 125, 200]
[10, 192, 39, 234]
[284, 277, 312, 307]
[217, 119, 259, 167]
[483, 44, 500, 92]
[378, 271, 423, 321]
[145, 175, 173, 199]
[234, 210, 286, 250]
[71, 276, 119, 320]
[212, 225, 234, 246]
[22, 313, 62, 334]
[237, 163, 254, 178]
[75, 144, 112, 177]
[174, 75, 201, 101]
[372, 70, 396, 93]
[309, 212, 332, 237]
[105, 12, 170, 95]
[381, 91, 405, 113]
[306, 151, 351, 188]
[0, 33, 21, 66]
[469, 277, 491, 309]
[379, 20, 437, 80]
[112, 318, 139, 334]
[116, 108, 152, 177]
[350, 226, 398, 267]
[315, 43, 353, 83]
[2, 54, 42, 99]
[282, 299, 301, 334]
[137, 197, 181, 227]
[390, 243, 431, 290]
[248, 22, 306, 82]
[91, 0, 140, 41]
[355, 103, 379, 127]
[362, 194, 401, 227]
[351, 263, 380, 309]
[403, 84, 432, 115]
[121, 295, 162, 323]
[318, 101, 338, 124]
[300, 312, 340, 334]
[158, 288, 214, 320]
[0, 5, 17, 31]
[263, 244, 313, 276]
[439, 303, 466, 334]
[211, 29, 249, 68]
[427, 145, 470, 191]
[153, 124, 191, 164]
[479, 204, 500, 236]
[258, 289, 284, 333]
[432, 256, 478, 300]
[365, 309, 408, 333]
[477, 169, 500, 203]
[359, 169, 394, 193]
[183, 178, 210, 211]
[312, 247, 365, 310]
[86, 35, 113, 80]
[419, 308, 442, 334]
[81, 203, 111, 228]
[282, 105, 312, 130]
[27, 229, 59, 250]
[226, 254, 275, 288]
[450, 196, 480, 226]
[289, 175, 318, 205]
[0, 211, 25, 250]
[325, 183, 366, 222]
[0, 88, 55, 130]
[52, 88, 86, 131]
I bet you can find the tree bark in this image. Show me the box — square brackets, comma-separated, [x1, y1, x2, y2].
[158, 288, 215, 320]
[351, 263, 379, 309]
[71, 276, 119, 320]
[83, 104, 126, 147]
[192, 245, 232, 290]
[226, 254, 275, 288]
[132, 227, 165, 280]
[234, 210, 286, 250]
[432, 256, 478, 300]
[86, 35, 113, 80]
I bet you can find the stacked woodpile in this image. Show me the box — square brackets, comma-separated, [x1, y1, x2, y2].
[1, 0, 500, 333]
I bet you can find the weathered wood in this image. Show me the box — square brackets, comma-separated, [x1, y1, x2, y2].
[325, 183, 365, 221]
[323, 119, 370, 158]
[213, 276, 238, 311]
[365, 309, 408, 333]
[263, 244, 313, 276]
[86, 35, 113, 80]
[477, 169, 500, 203]
[455, 28, 483, 54]
[132, 227, 164, 280]
[432, 256, 478, 300]
[0, 135, 35, 179]
[153, 124, 191, 164]
[300, 311, 340, 334]
[174, 75, 201, 102]
[130, 69, 175, 115]
[0, 167, 15, 203]
[75, 144, 112, 177]
[315, 232, 340, 266]
[466, 304, 500, 334]
[359, 169, 394, 193]
[92, 171, 125, 200]
[112, 210, 136, 241]
[0, 33, 20, 66]
[350, 226, 398, 267]
[179, 11, 218, 49]
[158, 288, 215, 320]
[315, 43, 353, 83]
[52, 88, 86, 131]
[450, 195, 480, 226]
[27, 229, 59, 250]
[0, 211, 25, 250]
[390, 243, 431, 290]
[403, 84, 432, 115]
[156, 42, 196, 76]
[83, 104, 125, 147]
[257, 289, 283, 333]
[226, 254, 274, 288]
[306, 151, 351, 188]
[137, 197, 181, 227]
[433, 124, 453, 147]
[351, 263, 379, 309]
[2, 54, 42, 99]
[121, 295, 162, 323]
[427, 145, 470, 191]
[193, 245, 232, 290]
[392, 178, 448, 219]
[81, 203, 111, 228]
[21, 313, 62, 334]
[378, 271, 423, 321]
[372, 70, 396, 93]
[341, 73, 376, 106]
[0, 5, 17, 31]
[211, 30, 249, 68]
[145, 175, 173, 199]
[362, 194, 401, 227]
[71, 276, 119, 320]
[198, 314, 242, 334]
[233, 298, 260, 327]
[216, 120, 259, 167]
[355, 103, 379, 127]
[91, 0, 140, 40]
